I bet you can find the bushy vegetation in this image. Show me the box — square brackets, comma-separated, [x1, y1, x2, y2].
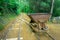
[0, 24, 4, 30]
[0, 0, 60, 16]
[0, 0, 60, 30]
[53, 0, 60, 17]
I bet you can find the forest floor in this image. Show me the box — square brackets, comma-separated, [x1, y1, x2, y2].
[0, 14, 60, 40]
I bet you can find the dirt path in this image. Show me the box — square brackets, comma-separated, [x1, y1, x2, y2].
[47, 24, 60, 40]
[1, 14, 37, 40]
[0, 14, 60, 40]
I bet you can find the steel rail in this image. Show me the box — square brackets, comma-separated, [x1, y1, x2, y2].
[19, 18, 55, 40]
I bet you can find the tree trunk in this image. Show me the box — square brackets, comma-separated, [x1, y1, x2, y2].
[49, 0, 54, 21]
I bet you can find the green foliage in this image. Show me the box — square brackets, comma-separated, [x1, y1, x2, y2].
[39, 1, 50, 12]
[0, 0, 51, 14]
[53, 8, 60, 17]
[0, 24, 4, 30]
[40, 2, 49, 8]
[16, 0, 30, 14]
[53, 0, 60, 17]
[0, 12, 2, 16]
[0, 0, 60, 16]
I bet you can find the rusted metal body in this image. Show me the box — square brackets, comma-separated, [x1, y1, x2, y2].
[29, 13, 51, 30]
[29, 13, 51, 23]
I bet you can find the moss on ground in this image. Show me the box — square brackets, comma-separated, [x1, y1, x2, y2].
[0, 13, 17, 31]
[0, 24, 4, 30]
